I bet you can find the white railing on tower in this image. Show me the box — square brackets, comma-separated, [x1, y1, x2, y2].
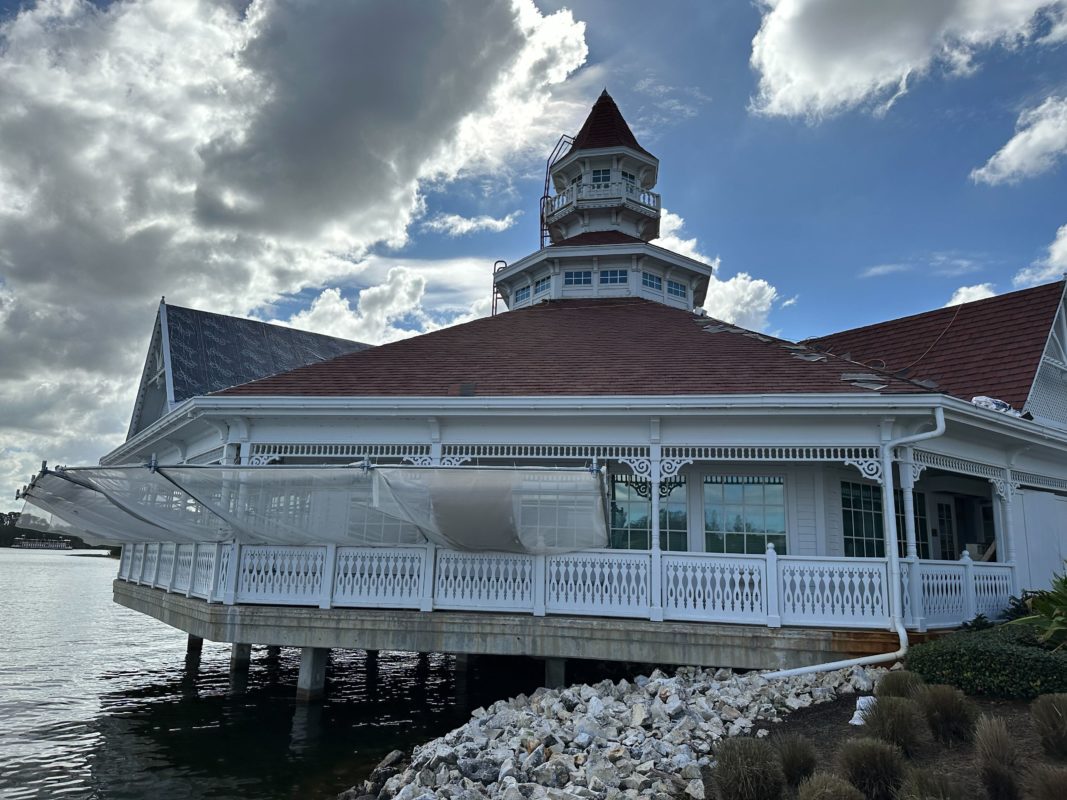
[114, 543, 1013, 632]
[543, 182, 661, 221]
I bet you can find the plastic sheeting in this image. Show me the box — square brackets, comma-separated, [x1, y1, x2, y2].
[18, 465, 608, 553]
[374, 467, 608, 553]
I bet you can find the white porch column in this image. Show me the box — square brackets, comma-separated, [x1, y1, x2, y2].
[649, 463, 664, 622]
[899, 448, 925, 630]
[991, 470, 1020, 595]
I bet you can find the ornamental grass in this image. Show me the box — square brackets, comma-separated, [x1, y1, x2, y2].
[713, 737, 785, 800]
[974, 715, 1021, 800]
[1031, 692, 1067, 759]
[860, 695, 931, 757]
[919, 684, 977, 743]
[796, 772, 863, 800]
[1026, 763, 1067, 800]
[875, 669, 926, 699]
[774, 732, 817, 789]
[837, 737, 905, 800]
[897, 767, 966, 800]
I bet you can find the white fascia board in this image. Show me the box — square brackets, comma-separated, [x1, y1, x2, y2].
[551, 146, 659, 173]
[498, 242, 714, 282]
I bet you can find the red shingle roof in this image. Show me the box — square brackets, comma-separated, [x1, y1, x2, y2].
[217, 298, 928, 398]
[550, 231, 647, 247]
[805, 281, 1064, 411]
[568, 90, 653, 158]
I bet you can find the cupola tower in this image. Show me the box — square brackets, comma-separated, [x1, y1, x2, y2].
[493, 91, 714, 312]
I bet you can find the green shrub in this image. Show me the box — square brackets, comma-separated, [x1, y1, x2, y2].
[860, 696, 931, 757]
[897, 767, 966, 800]
[974, 716, 1021, 800]
[919, 684, 976, 743]
[1032, 693, 1067, 759]
[796, 773, 863, 800]
[774, 732, 816, 788]
[1012, 566, 1067, 651]
[906, 624, 1067, 699]
[837, 738, 905, 800]
[714, 737, 785, 800]
[1027, 764, 1067, 800]
[875, 669, 925, 699]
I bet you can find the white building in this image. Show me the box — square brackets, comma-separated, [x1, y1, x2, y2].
[24, 92, 1067, 695]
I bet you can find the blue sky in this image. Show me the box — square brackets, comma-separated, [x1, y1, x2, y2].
[0, 0, 1066, 505]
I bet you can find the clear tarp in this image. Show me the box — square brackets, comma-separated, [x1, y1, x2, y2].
[17, 465, 608, 553]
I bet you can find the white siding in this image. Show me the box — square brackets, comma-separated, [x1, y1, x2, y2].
[1015, 489, 1067, 591]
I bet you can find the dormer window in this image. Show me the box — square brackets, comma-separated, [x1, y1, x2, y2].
[667, 279, 687, 299]
[642, 272, 662, 291]
[591, 169, 610, 184]
[514, 286, 531, 303]
[534, 276, 551, 295]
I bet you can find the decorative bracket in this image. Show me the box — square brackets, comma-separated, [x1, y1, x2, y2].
[844, 457, 884, 485]
[440, 455, 471, 467]
[660, 457, 693, 480]
[402, 455, 434, 467]
[989, 477, 1020, 500]
[619, 456, 653, 481]
[899, 461, 926, 488]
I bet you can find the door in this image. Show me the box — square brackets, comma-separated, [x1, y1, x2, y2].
[931, 494, 958, 560]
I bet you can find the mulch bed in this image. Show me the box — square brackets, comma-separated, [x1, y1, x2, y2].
[750, 694, 1045, 797]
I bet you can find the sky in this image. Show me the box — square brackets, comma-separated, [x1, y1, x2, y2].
[1, 0, 1066, 510]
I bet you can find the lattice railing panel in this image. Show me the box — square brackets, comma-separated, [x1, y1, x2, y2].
[191, 547, 215, 599]
[333, 547, 425, 609]
[141, 544, 160, 585]
[973, 564, 1013, 619]
[779, 558, 890, 628]
[434, 551, 535, 611]
[919, 562, 966, 627]
[662, 554, 767, 622]
[119, 545, 133, 579]
[154, 543, 176, 588]
[172, 544, 195, 592]
[546, 551, 650, 617]
[236, 546, 327, 604]
[129, 544, 144, 582]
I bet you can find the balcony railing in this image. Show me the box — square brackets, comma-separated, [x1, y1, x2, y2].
[116, 542, 1013, 632]
[543, 181, 661, 220]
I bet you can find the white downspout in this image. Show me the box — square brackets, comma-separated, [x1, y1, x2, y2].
[764, 406, 946, 678]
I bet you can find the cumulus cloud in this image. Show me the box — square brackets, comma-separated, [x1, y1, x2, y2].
[423, 212, 522, 237]
[750, 0, 1062, 118]
[658, 209, 780, 331]
[1014, 222, 1067, 286]
[945, 282, 997, 305]
[0, 0, 588, 509]
[971, 96, 1067, 184]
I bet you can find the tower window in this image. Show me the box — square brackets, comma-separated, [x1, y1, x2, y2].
[667, 279, 687, 299]
[514, 286, 530, 303]
[564, 271, 592, 286]
[622, 170, 636, 185]
[642, 272, 662, 291]
[600, 269, 628, 285]
[534, 276, 551, 295]
[590, 169, 610, 184]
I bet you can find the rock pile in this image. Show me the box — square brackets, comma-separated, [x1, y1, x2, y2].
[342, 664, 887, 800]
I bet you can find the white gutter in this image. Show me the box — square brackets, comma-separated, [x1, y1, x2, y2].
[764, 406, 946, 679]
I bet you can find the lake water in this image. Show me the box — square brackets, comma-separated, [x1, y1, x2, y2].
[0, 549, 548, 799]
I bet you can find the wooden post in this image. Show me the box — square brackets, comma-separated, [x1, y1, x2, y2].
[167, 544, 179, 593]
[765, 542, 781, 627]
[649, 467, 664, 622]
[533, 554, 547, 617]
[186, 542, 199, 598]
[961, 551, 977, 621]
[222, 541, 241, 605]
[207, 542, 224, 603]
[319, 544, 337, 609]
[419, 543, 436, 612]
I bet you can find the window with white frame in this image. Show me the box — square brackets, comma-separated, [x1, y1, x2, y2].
[841, 481, 884, 557]
[600, 269, 628, 285]
[609, 475, 688, 551]
[622, 170, 636, 186]
[534, 276, 551, 295]
[642, 272, 662, 291]
[667, 279, 687, 299]
[564, 270, 592, 286]
[703, 475, 786, 554]
[514, 285, 530, 303]
[591, 168, 610, 184]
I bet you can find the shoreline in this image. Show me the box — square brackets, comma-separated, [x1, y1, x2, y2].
[342, 663, 887, 800]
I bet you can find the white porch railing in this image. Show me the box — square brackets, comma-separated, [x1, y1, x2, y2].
[543, 181, 661, 220]
[115, 542, 1015, 632]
